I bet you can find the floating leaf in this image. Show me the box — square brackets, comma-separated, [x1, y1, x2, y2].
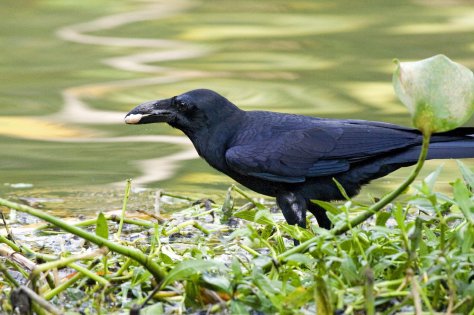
[393, 55, 474, 133]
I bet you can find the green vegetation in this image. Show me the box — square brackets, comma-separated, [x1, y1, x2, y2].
[0, 164, 473, 314]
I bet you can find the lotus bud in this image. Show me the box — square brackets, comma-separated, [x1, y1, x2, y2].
[393, 54, 474, 134]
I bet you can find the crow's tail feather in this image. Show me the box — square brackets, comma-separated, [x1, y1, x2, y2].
[338, 136, 474, 190]
[395, 138, 474, 163]
[434, 127, 474, 138]
[426, 141, 474, 160]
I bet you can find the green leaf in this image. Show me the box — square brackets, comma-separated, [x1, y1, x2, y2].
[162, 259, 226, 287]
[231, 257, 242, 280]
[283, 286, 313, 309]
[252, 255, 273, 269]
[340, 257, 359, 284]
[160, 245, 182, 264]
[332, 178, 351, 200]
[423, 164, 443, 192]
[424, 226, 438, 246]
[131, 266, 151, 286]
[393, 204, 406, 232]
[375, 210, 391, 226]
[461, 226, 474, 254]
[393, 55, 474, 133]
[452, 179, 474, 225]
[140, 302, 164, 315]
[255, 209, 275, 225]
[230, 300, 249, 315]
[253, 272, 281, 298]
[234, 208, 274, 225]
[279, 224, 313, 242]
[202, 274, 231, 293]
[457, 160, 474, 188]
[310, 200, 341, 215]
[95, 212, 109, 239]
[284, 253, 314, 266]
[409, 217, 423, 257]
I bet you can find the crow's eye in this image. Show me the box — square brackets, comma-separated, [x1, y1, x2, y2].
[174, 98, 188, 112]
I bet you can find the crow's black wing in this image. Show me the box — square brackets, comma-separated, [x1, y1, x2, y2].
[225, 120, 421, 183]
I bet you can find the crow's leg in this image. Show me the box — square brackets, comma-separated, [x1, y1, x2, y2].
[307, 201, 332, 229]
[276, 192, 307, 245]
[276, 192, 307, 228]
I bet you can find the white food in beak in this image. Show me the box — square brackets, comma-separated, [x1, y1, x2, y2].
[124, 113, 143, 124]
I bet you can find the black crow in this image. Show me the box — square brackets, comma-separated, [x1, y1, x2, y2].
[125, 89, 474, 229]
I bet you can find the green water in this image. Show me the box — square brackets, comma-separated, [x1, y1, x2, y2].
[1, 0, 473, 214]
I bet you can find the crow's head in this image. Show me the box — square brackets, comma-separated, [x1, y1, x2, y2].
[125, 89, 242, 134]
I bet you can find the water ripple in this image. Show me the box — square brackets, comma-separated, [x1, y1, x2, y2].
[49, 0, 206, 185]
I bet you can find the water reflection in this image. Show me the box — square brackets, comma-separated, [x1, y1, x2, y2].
[1, 0, 473, 214]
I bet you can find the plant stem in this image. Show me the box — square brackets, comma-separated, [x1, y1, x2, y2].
[0, 234, 20, 252]
[163, 220, 210, 236]
[116, 178, 132, 239]
[364, 267, 375, 315]
[0, 198, 166, 282]
[43, 259, 101, 300]
[232, 185, 265, 209]
[33, 248, 110, 287]
[0, 261, 19, 287]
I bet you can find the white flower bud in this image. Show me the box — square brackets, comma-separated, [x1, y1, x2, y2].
[393, 55, 474, 134]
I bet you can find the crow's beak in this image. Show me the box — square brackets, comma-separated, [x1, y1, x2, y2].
[124, 99, 174, 124]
